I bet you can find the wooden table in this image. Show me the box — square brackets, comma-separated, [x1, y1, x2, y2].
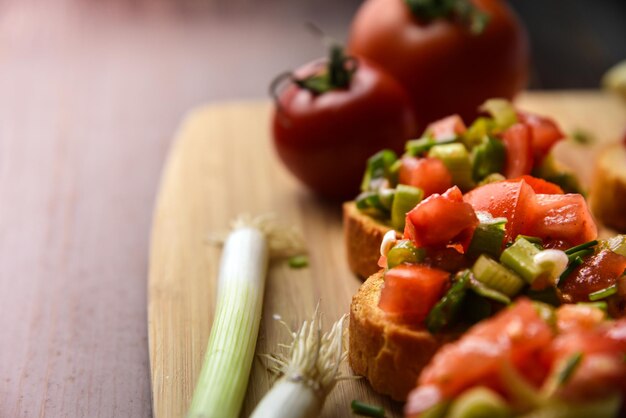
[1, 1, 625, 417]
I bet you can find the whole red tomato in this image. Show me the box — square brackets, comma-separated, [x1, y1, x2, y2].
[272, 47, 417, 200]
[349, 0, 529, 128]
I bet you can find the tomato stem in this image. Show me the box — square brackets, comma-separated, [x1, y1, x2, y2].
[404, 0, 490, 34]
[294, 44, 358, 95]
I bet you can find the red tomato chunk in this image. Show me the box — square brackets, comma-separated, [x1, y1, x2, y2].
[560, 250, 626, 303]
[378, 264, 450, 324]
[399, 157, 453, 197]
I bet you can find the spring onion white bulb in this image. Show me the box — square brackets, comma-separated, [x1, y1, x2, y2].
[250, 308, 351, 418]
[534, 249, 569, 282]
[380, 229, 397, 257]
[187, 214, 305, 418]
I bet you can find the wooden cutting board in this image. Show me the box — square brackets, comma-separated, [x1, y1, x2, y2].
[148, 91, 626, 418]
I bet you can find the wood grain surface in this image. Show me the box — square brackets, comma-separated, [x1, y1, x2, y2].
[148, 92, 626, 418]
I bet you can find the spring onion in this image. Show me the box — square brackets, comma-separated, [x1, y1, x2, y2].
[361, 149, 398, 191]
[250, 309, 349, 418]
[500, 238, 544, 284]
[390, 184, 423, 230]
[601, 235, 626, 256]
[472, 255, 525, 297]
[589, 284, 618, 301]
[428, 143, 474, 191]
[446, 387, 511, 418]
[188, 214, 306, 418]
[350, 400, 385, 418]
[405, 136, 456, 156]
[466, 212, 507, 259]
[480, 99, 517, 131]
[288, 255, 309, 269]
[471, 136, 506, 181]
[541, 352, 584, 398]
[386, 239, 425, 269]
[426, 271, 470, 334]
[556, 256, 584, 287]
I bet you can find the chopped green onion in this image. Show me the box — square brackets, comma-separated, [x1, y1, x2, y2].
[360, 149, 398, 191]
[386, 239, 425, 269]
[446, 387, 511, 418]
[390, 184, 423, 231]
[516, 235, 543, 246]
[189, 215, 305, 418]
[355, 191, 387, 218]
[466, 213, 507, 259]
[426, 271, 470, 334]
[589, 284, 618, 301]
[480, 99, 517, 130]
[288, 255, 309, 269]
[428, 143, 475, 191]
[463, 116, 497, 148]
[500, 237, 545, 284]
[571, 129, 594, 145]
[350, 400, 385, 418]
[418, 401, 450, 418]
[471, 136, 506, 181]
[472, 255, 525, 297]
[565, 240, 599, 255]
[405, 136, 456, 156]
[567, 248, 595, 263]
[557, 256, 584, 287]
[468, 276, 511, 305]
[478, 172, 506, 186]
[556, 352, 584, 386]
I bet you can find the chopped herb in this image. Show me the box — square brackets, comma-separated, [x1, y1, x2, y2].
[571, 129, 594, 145]
[557, 256, 584, 287]
[287, 255, 308, 269]
[567, 248, 595, 263]
[564, 240, 599, 255]
[557, 352, 584, 386]
[426, 271, 470, 333]
[589, 284, 618, 301]
[351, 400, 385, 417]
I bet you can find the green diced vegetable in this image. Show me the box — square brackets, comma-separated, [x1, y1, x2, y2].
[467, 213, 507, 259]
[532, 154, 584, 195]
[428, 143, 475, 191]
[378, 188, 395, 211]
[361, 149, 398, 191]
[463, 117, 497, 148]
[288, 255, 309, 269]
[468, 276, 511, 305]
[480, 99, 517, 131]
[447, 387, 512, 418]
[390, 184, 423, 230]
[405, 136, 456, 156]
[350, 400, 385, 418]
[589, 284, 618, 301]
[500, 238, 545, 284]
[471, 136, 506, 181]
[516, 235, 543, 246]
[386, 239, 425, 269]
[576, 301, 608, 313]
[601, 235, 626, 256]
[556, 352, 584, 386]
[426, 271, 470, 334]
[472, 255, 525, 297]
[478, 172, 506, 186]
[355, 191, 387, 217]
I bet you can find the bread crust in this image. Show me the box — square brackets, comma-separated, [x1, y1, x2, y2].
[348, 271, 455, 401]
[591, 144, 626, 232]
[343, 201, 397, 278]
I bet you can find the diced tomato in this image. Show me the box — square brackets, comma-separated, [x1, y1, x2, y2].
[417, 299, 553, 398]
[399, 157, 453, 197]
[518, 111, 564, 163]
[508, 175, 564, 194]
[404, 186, 478, 248]
[526, 193, 597, 246]
[560, 250, 626, 303]
[463, 179, 535, 243]
[556, 304, 607, 334]
[378, 264, 450, 324]
[426, 114, 466, 140]
[502, 123, 533, 178]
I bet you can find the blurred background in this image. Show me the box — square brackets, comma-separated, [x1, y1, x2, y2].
[0, 1, 625, 417]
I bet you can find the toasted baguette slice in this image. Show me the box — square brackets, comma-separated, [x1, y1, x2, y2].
[343, 201, 398, 278]
[349, 271, 456, 401]
[590, 144, 626, 232]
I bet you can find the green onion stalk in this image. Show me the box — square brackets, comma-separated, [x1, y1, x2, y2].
[250, 308, 352, 418]
[187, 214, 306, 418]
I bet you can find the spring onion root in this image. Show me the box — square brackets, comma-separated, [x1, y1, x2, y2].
[250, 308, 350, 418]
[187, 214, 305, 418]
